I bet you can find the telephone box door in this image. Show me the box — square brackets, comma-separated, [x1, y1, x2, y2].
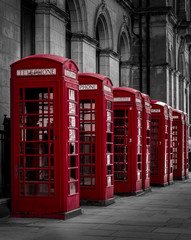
[150, 117, 162, 181]
[114, 106, 132, 193]
[12, 84, 60, 214]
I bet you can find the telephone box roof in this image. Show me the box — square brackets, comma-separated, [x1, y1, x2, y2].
[11, 54, 79, 70]
[113, 87, 142, 96]
[78, 73, 113, 85]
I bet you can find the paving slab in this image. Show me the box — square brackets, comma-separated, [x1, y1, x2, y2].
[0, 174, 191, 240]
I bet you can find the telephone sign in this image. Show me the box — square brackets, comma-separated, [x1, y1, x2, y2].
[10, 54, 81, 219]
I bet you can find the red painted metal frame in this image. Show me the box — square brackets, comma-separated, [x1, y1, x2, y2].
[172, 109, 185, 180]
[113, 87, 143, 195]
[168, 106, 174, 184]
[10, 54, 81, 219]
[142, 93, 151, 191]
[150, 101, 169, 186]
[184, 113, 189, 179]
[78, 73, 114, 205]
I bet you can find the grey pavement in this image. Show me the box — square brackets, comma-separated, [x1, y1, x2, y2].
[1, 174, 191, 240]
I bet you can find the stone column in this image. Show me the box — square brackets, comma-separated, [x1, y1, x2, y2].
[99, 49, 120, 87]
[35, 1, 67, 55]
[175, 71, 180, 109]
[179, 75, 184, 111]
[120, 61, 132, 87]
[71, 33, 97, 73]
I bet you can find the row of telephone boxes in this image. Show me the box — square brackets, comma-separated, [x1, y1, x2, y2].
[10, 55, 189, 219]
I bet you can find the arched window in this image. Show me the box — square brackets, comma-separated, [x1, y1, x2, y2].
[95, 4, 113, 74]
[118, 24, 131, 86]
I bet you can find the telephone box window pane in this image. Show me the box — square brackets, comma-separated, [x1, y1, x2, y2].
[25, 170, 49, 181]
[25, 184, 49, 196]
[69, 129, 76, 141]
[107, 154, 111, 164]
[20, 157, 24, 168]
[20, 116, 23, 127]
[50, 170, 54, 181]
[20, 143, 24, 154]
[70, 156, 76, 167]
[70, 169, 77, 180]
[80, 155, 91, 164]
[25, 115, 49, 127]
[70, 143, 75, 154]
[80, 111, 91, 120]
[114, 110, 125, 117]
[82, 166, 91, 175]
[20, 103, 23, 113]
[69, 102, 76, 114]
[107, 101, 112, 110]
[107, 133, 112, 142]
[25, 88, 48, 100]
[107, 123, 111, 132]
[69, 89, 75, 101]
[69, 116, 76, 127]
[107, 111, 111, 121]
[92, 177, 95, 186]
[69, 182, 77, 195]
[50, 184, 54, 195]
[50, 157, 54, 168]
[84, 177, 91, 186]
[20, 170, 24, 181]
[80, 144, 91, 153]
[107, 176, 112, 186]
[25, 142, 49, 155]
[114, 128, 124, 136]
[80, 100, 91, 109]
[84, 133, 91, 142]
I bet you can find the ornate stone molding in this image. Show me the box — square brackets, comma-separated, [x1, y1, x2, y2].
[72, 33, 98, 46]
[36, 2, 69, 23]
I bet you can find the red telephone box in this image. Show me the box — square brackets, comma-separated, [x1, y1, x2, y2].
[168, 106, 174, 184]
[142, 93, 151, 192]
[150, 101, 169, 186]
[113, 87, 143, 195]
[10, 54, 81, 219]
[172, 109, 185, 180]
[184, 113, 189, 179]
[78, 73, 114, 205]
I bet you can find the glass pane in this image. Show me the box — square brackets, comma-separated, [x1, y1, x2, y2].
[80, 99, 91, 109]
[69, 182, 77, 194]
[25, 142, 50, 155]
[107, 101, 112, 110]
[69, 116, 76, 127]
[25, 156, 49, 168]
[69, 102, 76, 114]
[69, 129, 76, 141]
[70, 156, 76, 167]
[80, 155, 91, 164]
[50, 184, 54, 195]
[107, 111, 111, 121]
[80, 144, 91, 153]
[114, 110, 125, 117]
[68, 89, 75, 101]
[70, 143, 75, 154]
[25, 170, 49, 181]
[25, 88, 48, 100]
[25, 183, 49, 196]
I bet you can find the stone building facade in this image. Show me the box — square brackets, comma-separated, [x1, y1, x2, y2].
[0, 0, 190, 196]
